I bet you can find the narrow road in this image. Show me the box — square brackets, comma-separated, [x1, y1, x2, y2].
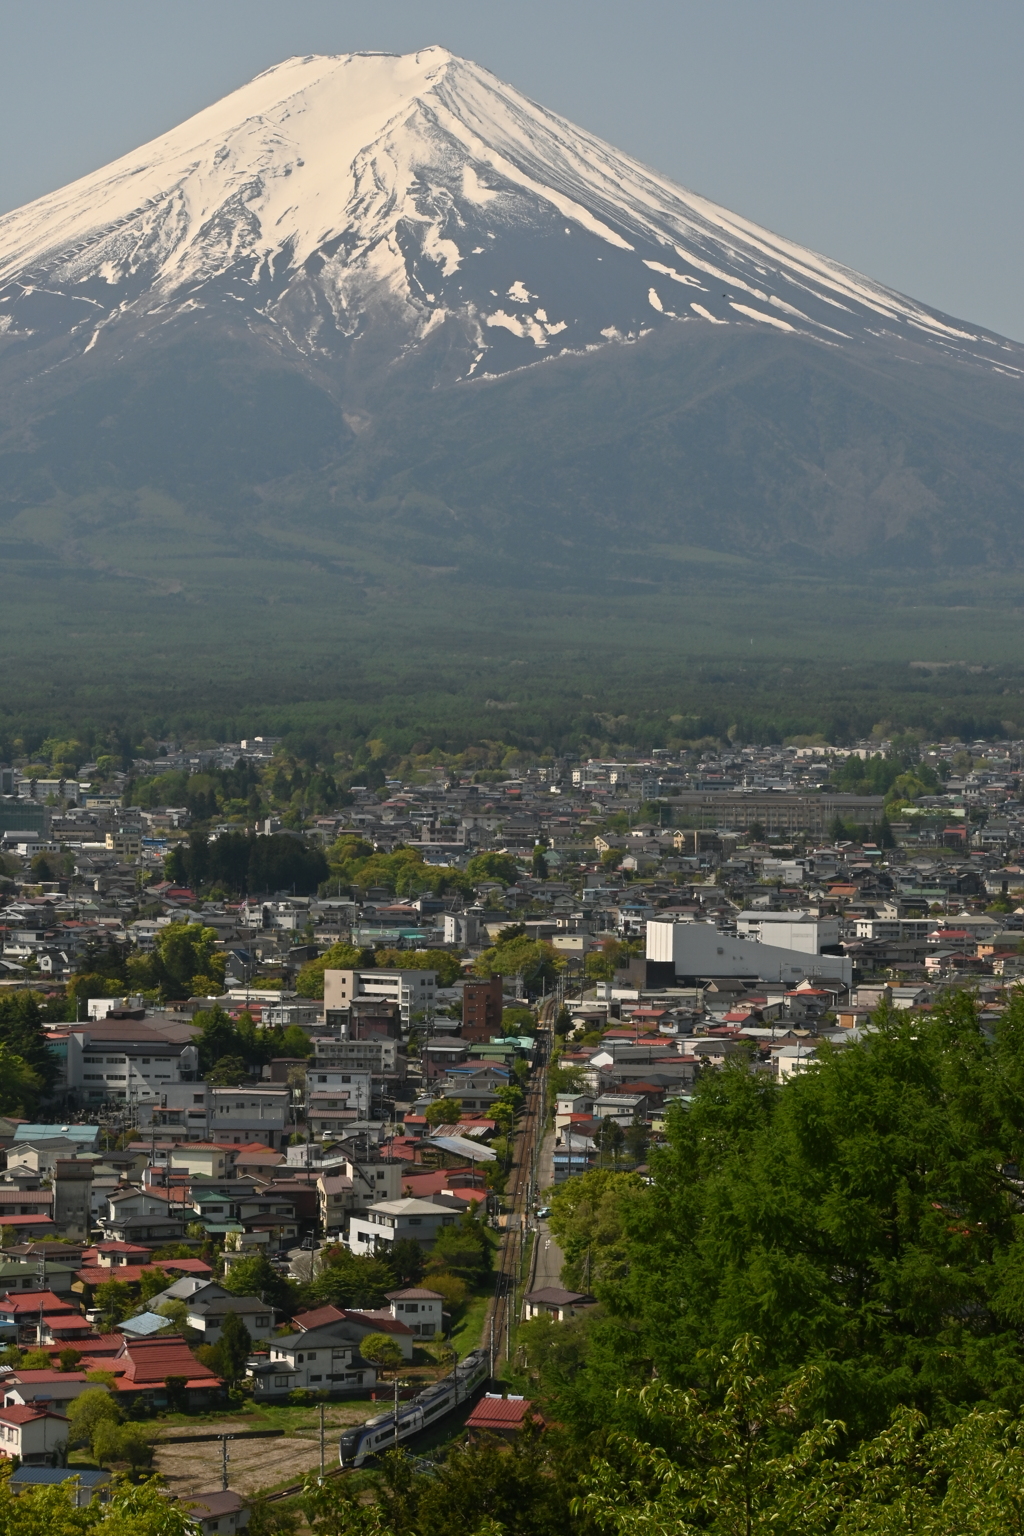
[530, 1127, 565, 1294]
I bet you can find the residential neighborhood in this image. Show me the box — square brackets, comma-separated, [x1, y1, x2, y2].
[2, 730, 1024, 1512]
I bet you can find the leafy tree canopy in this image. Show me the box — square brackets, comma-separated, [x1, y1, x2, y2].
[464, 851, 521, 885]
[550, 994, 1024, 1442]
[304, 1247, 396, 1310]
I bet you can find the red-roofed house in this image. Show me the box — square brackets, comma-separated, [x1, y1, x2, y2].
[291, 1304, 415, 1359]
[0, 1215, 55, 1239]
[0, 1291, 83, 1344]
[110, 1334, 223, 1408]
[291, 1304, 347, 1333]
[46, 1334, 124, 1365]
[342, 1311, 416, 1359]
[465, 1394, 541, 1439]
[400, 1169, 488, 1201]
[0, 1404, 69, 1464]
[81, 1241, 153, 1267]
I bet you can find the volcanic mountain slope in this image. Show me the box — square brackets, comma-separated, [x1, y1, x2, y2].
[0, 44, 1023, 614]
[1, 46, 1020, 388]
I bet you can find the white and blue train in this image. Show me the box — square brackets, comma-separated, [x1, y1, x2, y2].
[339, 1349, 491, 1467]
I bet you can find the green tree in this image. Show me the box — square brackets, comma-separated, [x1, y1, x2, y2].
[422, 1270, 467, 1313]
[546, 1168, 644, 1294]
[93, 1279, 133, 1329]
[425, 1213, 490, 1287]
[465, 852, 520, 885]
[0, 1468, 196, 1534]
[501, 1006, 536, 1036]
[585, 993, 1024, 1441]
[67, 1385, 121, 1453]
[93, 1419, 155, 1472]
[424, 1098, 462, 1127]
[221, 1252, 297, 1314]
[214, 1310, 252, 1384]
[305, 1248, 395, 1310]
[0, 992, 60, 1096]
[295, 942, 366, 999]
[374, 948, 463, 987]
[20, 1349, 54, 1370]
[575, 1337, 839, 1536]
[389, 1239, 426, 1287]
[304, 1420, 568, 1536]
[584, 938, 640, 983]
[205, 1054, 250, 1085]
[474, 937, 563, 994]
[623, 1117, 649, 1165]
[358, 1333, 403, 1378]
[0, 1041, 42, 1116]
[192, 1004, 239, 1072]
[594, 1117, 625, 1166]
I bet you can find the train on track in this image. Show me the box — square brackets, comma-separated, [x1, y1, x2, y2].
[339, 1349, 491, 1467]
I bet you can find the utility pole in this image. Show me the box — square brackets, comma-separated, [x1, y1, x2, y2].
[394, 1372, 400, 1450]
[489, 1307, 495, 1379]
[221, 1435, 229, 1492]
[319, 1401, 325, 1478]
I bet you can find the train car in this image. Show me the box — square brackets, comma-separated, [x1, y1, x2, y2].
[339, 1349, 490, 1467]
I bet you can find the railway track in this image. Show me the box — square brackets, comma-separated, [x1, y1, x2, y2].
[484, 996, 552, 1367]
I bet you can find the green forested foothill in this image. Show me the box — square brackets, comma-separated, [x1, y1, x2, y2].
[2, 652, 1024, 777]
[533, 998, 1024, 1440]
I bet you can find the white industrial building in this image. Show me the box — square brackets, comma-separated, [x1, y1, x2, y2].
[646, 920, 851, 987]
[734, 911, 839, 953]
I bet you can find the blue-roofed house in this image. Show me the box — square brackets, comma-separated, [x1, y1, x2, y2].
[12, 1126, 100, 1151]
[9, 1467, 110, 1504]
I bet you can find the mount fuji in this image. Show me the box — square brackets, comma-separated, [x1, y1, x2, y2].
[1, 47, 1018, 385]
[2, 48, 1024, 718]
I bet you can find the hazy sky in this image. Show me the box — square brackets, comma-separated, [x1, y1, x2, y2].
[2, 0, 1021, 339]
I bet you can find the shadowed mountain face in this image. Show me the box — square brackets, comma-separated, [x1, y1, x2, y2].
[0, 47, 1023, 717]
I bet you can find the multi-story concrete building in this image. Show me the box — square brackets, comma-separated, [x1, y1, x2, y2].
[140, 1082, 291, 1149]
[323, 969, 436, 1026]
[305, 1067, 372, 1113]
[61, 1016, 199, 1107]
[461, 976, 502, 1041]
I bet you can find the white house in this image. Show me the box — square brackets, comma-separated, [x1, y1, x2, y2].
[347, 1197, 458, 1255]
[385, 1287, 444, 1339]
[522, 1286, 594, 1322]
[184, 1293, 274, 1344]
[187, 1490, 250, 1536]
[775, 1045, 819, 1080]
[735, 911, 840, 953]
[247, 1321, 376, 1399]
[0, 1404, 69, 1464]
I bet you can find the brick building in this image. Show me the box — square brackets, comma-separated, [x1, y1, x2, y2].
[462, 976, 503, 1041]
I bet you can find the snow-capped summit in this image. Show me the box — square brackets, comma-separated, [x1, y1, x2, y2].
[0, 47, 1017, 382]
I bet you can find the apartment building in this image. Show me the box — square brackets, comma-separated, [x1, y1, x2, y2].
[63, 1017, 199, 1105]
[323, 969, 436, 1026]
